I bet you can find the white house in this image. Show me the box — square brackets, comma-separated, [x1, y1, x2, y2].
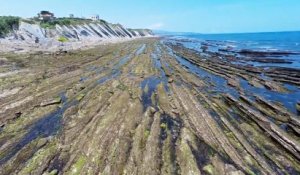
[91, 15, 100, 21]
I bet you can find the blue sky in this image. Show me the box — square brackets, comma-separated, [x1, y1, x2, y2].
[0, 0, 300, 33]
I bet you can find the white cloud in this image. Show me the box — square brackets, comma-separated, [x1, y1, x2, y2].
[148, 22, 164, 30]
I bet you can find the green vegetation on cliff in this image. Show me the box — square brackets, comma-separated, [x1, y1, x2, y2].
[0, 16, 20, 37]
[40, 18, 108, 29]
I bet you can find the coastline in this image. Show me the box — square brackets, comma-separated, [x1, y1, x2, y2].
[0, 36, 157, 54]
[0, 20, 154, 54]
[1, 1, 300, 174]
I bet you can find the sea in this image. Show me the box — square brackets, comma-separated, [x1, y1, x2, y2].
[164, 31, 300, 69]
[159, 31, 300, 114]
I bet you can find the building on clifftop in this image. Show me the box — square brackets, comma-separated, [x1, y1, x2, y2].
[38, 11, 55, 21]
[90, 15, 100, 21]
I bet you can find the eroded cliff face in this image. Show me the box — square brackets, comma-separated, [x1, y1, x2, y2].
[13, 22, 152, 43]
[0, 21, 153, 53]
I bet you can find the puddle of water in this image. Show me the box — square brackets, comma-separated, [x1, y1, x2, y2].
[166, 44, 239, 97]
[139, 45, 171, 110]
[91, 45, 147, 88]
[140, 76, 162, 110]
[240, 79, 300, 114]
[156, 45, 175, 75]
[113, 55, 131, 69]
[113, 44, 146, 71]
[82, 66, 106, 82]
[160, 114, 181, 141]
[4, 60, 125, 166]
[96, 46, 143, 84]
[97, 46, 145, 84]
[0, 93, 78, 165]
[151, 46, 169, 91]
[135, 44, 146, 56]
[97, 69, 120, 85]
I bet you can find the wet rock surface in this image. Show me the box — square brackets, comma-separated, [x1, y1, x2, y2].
[0, 38, 299, 175]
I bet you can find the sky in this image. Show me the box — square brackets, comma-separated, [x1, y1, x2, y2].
[0, 0, 300, 34]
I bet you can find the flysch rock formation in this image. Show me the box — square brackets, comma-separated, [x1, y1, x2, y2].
[0, 21, 153, 53]
[0, 38, 299, 175]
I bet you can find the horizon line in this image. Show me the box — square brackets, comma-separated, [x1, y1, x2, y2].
[154, 30, 300, 35]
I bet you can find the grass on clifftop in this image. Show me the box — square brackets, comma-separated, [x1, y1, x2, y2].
[40, 18, 108, 29]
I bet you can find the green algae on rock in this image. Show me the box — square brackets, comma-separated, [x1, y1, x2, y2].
[0, 38, 299, 175]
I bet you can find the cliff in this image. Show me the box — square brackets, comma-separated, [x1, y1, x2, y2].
[14, 21, 152, 42]
[0, 17, 153, 53]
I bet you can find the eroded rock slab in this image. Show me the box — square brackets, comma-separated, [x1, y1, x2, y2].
[0, 38, 299, 175]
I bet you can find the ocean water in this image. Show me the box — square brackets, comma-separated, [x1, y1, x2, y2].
[167, 31, 300, 69]
[162, 31, 300, 114]
[177, 31, 300, 51]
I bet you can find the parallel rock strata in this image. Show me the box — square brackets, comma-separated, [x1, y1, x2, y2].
[0, 38, 299, 175]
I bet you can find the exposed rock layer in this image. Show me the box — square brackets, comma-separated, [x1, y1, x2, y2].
[0, 38, 299, 175]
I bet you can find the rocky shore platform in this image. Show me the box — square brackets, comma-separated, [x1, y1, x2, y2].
[0, 38, 299, 174]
